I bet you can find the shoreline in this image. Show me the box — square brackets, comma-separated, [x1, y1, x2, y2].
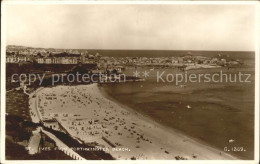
[98, 84, 239, 160]
[29, 83, 239, 160]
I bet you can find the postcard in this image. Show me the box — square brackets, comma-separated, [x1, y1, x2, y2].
[1, 0, 259, 163]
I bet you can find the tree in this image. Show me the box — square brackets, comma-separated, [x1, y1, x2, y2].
[37, 52, 43, 58]
[111, 69, 117, 74]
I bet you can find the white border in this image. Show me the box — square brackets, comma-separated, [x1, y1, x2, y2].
[254, 2, 260, 164]
[1, 1, 7, 163]
[1, 0, 260, 5]
[1, 1, 259, 164]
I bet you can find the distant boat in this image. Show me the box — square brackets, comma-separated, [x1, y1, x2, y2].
[229, 139, 235, 143]
[186, 105, 191, 109]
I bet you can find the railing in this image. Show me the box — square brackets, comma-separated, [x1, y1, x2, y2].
[41, 128, 86, 160]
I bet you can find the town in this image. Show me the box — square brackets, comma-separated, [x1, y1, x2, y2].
[6, 45, 243, 70]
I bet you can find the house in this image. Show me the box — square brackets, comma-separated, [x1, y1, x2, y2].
[42, 118, 60, 131]
[6, 55, 29, 63]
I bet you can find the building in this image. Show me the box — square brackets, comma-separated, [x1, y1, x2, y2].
[43, 119, 61, 131]
[6, 55, 29, 63]
[35, 57, 79, 64]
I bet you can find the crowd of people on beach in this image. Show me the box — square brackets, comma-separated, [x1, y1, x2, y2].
[27, 83, 237, 160]
[31, 84, 167, 159]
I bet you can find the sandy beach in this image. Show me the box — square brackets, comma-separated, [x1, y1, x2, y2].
[29, 83, 239, 160]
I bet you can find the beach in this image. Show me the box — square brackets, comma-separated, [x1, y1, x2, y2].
[101, 67, 255, 159]
[29, 83, 238, 160]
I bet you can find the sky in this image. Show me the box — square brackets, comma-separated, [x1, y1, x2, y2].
[5, 4, 256, 51]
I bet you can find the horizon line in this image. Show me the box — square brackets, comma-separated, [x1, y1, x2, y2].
[6, 45, 255, 52]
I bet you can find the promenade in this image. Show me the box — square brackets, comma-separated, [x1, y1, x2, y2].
[28, 87, 86, 160]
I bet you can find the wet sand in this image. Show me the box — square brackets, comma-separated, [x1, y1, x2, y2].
[102, 67, 255, 159]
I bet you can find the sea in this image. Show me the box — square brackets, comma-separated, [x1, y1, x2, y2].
[99, 50, 255, 159]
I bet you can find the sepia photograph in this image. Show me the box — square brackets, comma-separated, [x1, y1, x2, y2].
[1, 0, 259, 163]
